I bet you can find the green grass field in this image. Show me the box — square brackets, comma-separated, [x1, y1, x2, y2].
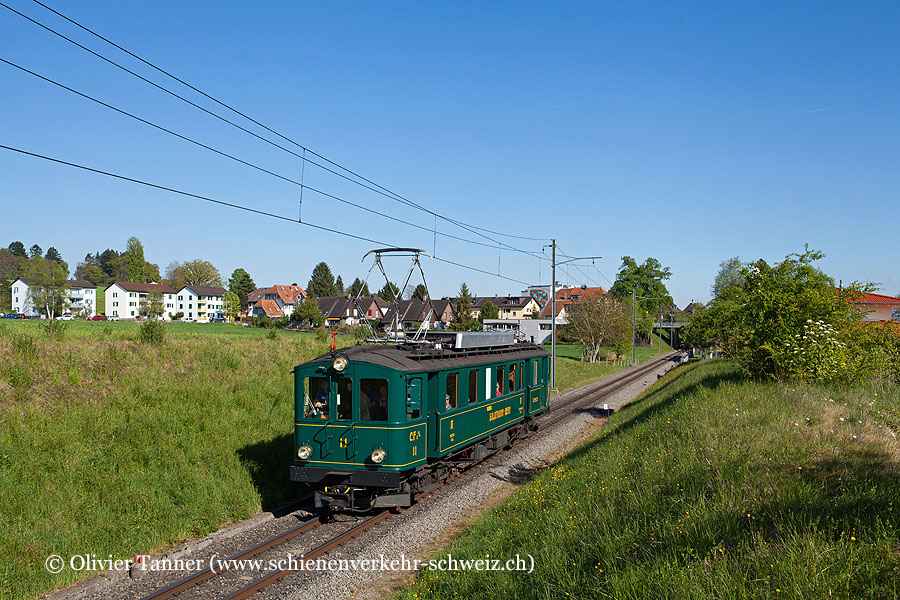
[0, 321, 333, 600]
[396, 360, 900, 599]
[0, 321, 650, 599]
[545, 334, 671, 393]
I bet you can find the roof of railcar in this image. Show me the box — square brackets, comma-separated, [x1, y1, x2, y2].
[297, 342, 550, 374]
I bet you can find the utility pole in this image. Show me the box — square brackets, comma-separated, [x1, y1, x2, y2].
[632, 287, 667, 366]
[551, 239, 557, 391]
[543, 242, 602, 391]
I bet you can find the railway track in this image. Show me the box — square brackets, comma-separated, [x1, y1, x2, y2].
[138, 353, 679, 600]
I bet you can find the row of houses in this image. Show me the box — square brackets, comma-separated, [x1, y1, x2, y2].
[10, 278, 229, 322]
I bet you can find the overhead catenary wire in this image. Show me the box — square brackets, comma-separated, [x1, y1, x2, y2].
[8, 0, 550, 250]
[0, 55, 547, 258]
[0, 143, 532, 286]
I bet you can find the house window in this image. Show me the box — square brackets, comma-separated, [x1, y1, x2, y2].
[112, 292, 117, 297]
[893, 307, 900, 321]
[130, 310, 135, 316]
[178, 295, 183, 301]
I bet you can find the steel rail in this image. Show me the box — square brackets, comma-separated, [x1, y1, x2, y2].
[139, 498, 318, 600]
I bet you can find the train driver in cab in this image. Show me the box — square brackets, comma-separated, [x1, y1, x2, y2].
[312, 380, 329, 418]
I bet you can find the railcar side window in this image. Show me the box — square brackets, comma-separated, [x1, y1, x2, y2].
[485, 367, 492, 399]
[533, 360, 538, 386]
[336, 377, 353, 420]
[305, 377, 329, 418]
[497, 366, 505, 395]
[446, 373, 458, 410]
[468, 370, 478, 404]
[518, 362, 524, 389]
[360, 379, 388, 421]
[508, 363, 517, 392]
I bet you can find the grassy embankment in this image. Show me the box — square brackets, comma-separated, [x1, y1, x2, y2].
[397, 360, 900, 599]
[0, 321, 331, 600]
[547, 333, 671, 393]
[0, 321, 649, 599]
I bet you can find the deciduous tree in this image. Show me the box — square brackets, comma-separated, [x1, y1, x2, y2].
[228, 268, 256, 312]
[610, 256, 673, 313]
[125, 237, 145, 282]
[565, 294, 631, 362]
[223, 291, 240, 321]
[296, 295, 325, 327]
[25, 256, 68, 319]
[711, 256, 746, 299]
[143, 292, 165, 320]
[173, 259, 223, 287]
[480, 301, 499, 320]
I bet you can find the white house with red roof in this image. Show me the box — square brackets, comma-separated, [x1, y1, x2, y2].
[848, 291, 900, 322]
[248, 285, 307, 319]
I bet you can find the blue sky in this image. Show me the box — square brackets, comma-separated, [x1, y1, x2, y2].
[1, 1, 898, 307]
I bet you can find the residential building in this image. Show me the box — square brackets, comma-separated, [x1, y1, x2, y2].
[11, 278, 98, 317]
[105, 282, 177, 319]
[176, 285, 227, 322]
[539, 285, 607, 320]
[65, 280, 98, 317]
[431, 297, 454, 327]
[846, 291, 900, 322]
[381, 298, 436, 330]
[249, 285, 307, 319]
[469, 295, 540, 320]
[318, 296, 389, 327]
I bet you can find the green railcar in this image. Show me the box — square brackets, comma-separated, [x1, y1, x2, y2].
[291, 334, 550, 510]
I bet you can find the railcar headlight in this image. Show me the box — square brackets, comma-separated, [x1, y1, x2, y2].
[370, 448, 386, 464]
[297, 445, 312, 460]
[332, 356, 348, 372]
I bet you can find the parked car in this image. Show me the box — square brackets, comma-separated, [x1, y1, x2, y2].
[88, 316, 103, 321]
[55, 314, 74, 321]
[107, 315, 120, 322]
[1, 313, 21, 319]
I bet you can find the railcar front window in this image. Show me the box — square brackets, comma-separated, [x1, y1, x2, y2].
[361, 378, 388, 421]
[468, 370, 478, 404]
[446, 373, 458, 410]
[336, 377, 353, 420]
[306, 377, 329, 418]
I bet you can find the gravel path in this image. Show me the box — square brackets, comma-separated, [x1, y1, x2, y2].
[53, 356, 679, 600]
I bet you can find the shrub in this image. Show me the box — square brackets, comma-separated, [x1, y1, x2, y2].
[138, 321, 166, 345]
[266, 328, 278, 340]
[41, 318, 67, 338]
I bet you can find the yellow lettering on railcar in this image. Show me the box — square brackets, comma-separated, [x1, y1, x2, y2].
[489, 405, 511, 422]
[409, 430, 421, 442]
[339, 438, 348, 448]
[412, 446, 417, 457]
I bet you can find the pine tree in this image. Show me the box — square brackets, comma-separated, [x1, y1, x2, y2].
[29, 244, 43, 258]
[379, 282, 400, 303]
[450, 283, 479, 331]
[335, 275, 344, 295]
[307, 262, 337, 298]
[8, 241, 26, 258]
[411, 283, 428, 300]
[347, 277, 370, 298]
